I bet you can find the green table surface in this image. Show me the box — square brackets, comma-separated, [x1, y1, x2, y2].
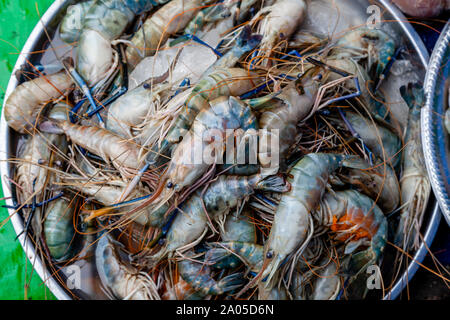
[0, 0, 56, 300]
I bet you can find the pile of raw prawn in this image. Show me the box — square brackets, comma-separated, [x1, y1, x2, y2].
[3, 0, 432, 300]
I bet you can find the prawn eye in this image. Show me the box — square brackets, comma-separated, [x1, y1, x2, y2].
[313, 73, 323, 81]
[296, 83, 305, 95]
[158, 238, 165, 245]
[167, 182, 173, 188]
[143, 83, 150, 89]
[266, 251, 273, 259]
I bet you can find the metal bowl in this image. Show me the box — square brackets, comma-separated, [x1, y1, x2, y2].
[0, 0, 77, 300]
[422, 21, 450, 226]
[0, 0, 442, 300]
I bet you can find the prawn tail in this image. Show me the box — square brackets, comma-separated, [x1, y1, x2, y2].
[147, 139, 173, 168]
[235, 25, 262, 55]
[261, 255, 283, 289]
[204, 245, 237, 269]
[393, 217, 407, 248]
[394, 213, 418, 251]
[130, 178, 169, 215]
[340, 155, 370, 170]
[138, 245, 168, 269]
[39, 120, 64, 134]
[343, 249, 378, 299]
[85, 206, 115, 222]
[400, 82, 424, 111]
[235, 257, 271, 298]
[254, 174, 290, 193]
[216, 272, 245, 295]
[346, 248, 376, 277]
[244, 92, 282, 110]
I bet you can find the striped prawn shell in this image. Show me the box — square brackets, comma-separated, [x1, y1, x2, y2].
[16, 134, 52, 202]
[207, 241, 264, 271]
[4, 71, 73, 133]
[178, 257, 244, 296]
[95, 235, 160, 300]
[44, 198, 76, 261]
[260, 153, 365, 288]
[163, 95, 258, 191]
[60, 121, 141, 171]
[75, 0, 168, 85]
[202, 174, 264, 217]
[206, 95, 259, 175]
[328, 190, 387, 258]
[162, 275, 205, 300]
[258, 78, 319, 170]
[126, 0, 203, 68]
[161, 174, 268, 258]
[195, 95, 258, 132]
[164, 68, 260, 145]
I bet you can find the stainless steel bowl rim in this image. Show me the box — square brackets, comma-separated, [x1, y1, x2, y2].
[422, 21, 450, 226]
[0, 0, 441, 300]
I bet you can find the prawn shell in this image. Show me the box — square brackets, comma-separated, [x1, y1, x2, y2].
[5, 71, 73, 133]
[344, 166, 400, 214]
[342, 111, 401, 167]
[164, 95, 258, 191]
[158, 174, 277, 261]
[60, 121, 141, 171]
[164, 196, 207, 253]
[326, 190, 387, 258]
[59, 0, 95, 43]
[178, 257, 244, 296]
[395, 83, 430, 250]
[257, 0, 307, 56]
[261, 154, 367, 288]
[106, 83, 159, 138]
[77, 29, 114, 86]
[164, 67, 261, 146]
[71, 0, 162, 85]
[16, 134, 52, 200]
[221, 214, 256, 243]
[97, 234, 162, 300]
[257, 78, 318, 172]
[63, 178, 166, 227]
[126, 0, 203, 68]
[44, 198, 76, 261]
[82, 0, 134, 40]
